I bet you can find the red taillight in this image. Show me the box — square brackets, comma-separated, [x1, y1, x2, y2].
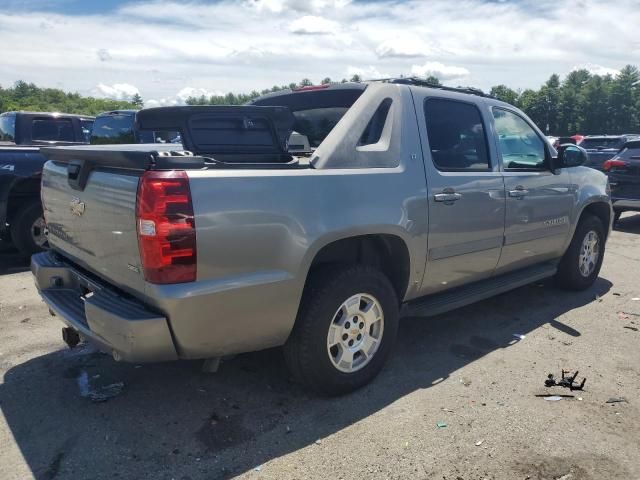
[603, 158, 627, 172]
[136, 170, 196, 284]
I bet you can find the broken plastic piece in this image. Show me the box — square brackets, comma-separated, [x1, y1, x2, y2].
[545, 370, 586, 391]
[436, 422, 448, 428]
[544, 395, 563, 401]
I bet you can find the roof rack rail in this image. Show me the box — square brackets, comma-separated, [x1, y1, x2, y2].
[367, 76, 494, 98]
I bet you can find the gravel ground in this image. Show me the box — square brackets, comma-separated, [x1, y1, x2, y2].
[1, 213, 639, 480]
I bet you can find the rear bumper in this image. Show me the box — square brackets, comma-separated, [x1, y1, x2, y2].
[612, 198, 640, 212]
[31, 251, 178, 362]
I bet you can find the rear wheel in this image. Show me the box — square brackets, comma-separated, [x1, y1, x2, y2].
[555, 214, 605, 290]
[284, 265, 399, 396]
[10, 200, 48, 256]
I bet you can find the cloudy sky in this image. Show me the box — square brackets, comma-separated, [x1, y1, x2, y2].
[0, 0, 637, 106]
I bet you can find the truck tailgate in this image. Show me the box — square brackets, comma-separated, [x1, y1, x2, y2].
[42, 159, 146, 294]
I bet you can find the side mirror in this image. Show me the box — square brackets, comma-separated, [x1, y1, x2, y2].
[556, 144, 587, 169]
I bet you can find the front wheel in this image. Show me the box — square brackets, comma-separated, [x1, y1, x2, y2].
[284, 265, 399, 396]
[555, 214, 605, 290]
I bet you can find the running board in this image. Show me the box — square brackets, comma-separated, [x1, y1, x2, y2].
[402, 263, 557, 318]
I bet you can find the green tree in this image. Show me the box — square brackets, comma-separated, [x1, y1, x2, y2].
[321, 77, 332, 85]
[131, 93, 144, 108]
[349, 74, 362, 83]
[299, 78, 313, 87]
[490, 84, 519, 105]
[425, 75, 441, 86]
[609, 65, 639, 132]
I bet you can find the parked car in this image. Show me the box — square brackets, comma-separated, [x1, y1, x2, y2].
[32, 79, 612, 395]
[580, 134, 640, 171]
[0, 111, 93, 255]
[604, 139, 640, 223]
[90, 110, 181, 145]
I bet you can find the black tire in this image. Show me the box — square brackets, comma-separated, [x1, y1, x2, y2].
[10, 200, 48, 256]
[555, 214, 605, 290]
[284, 265, 399, 396]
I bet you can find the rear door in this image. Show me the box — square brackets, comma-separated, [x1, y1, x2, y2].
[415, 92, 506, 294]
[491, 107, 574, 274]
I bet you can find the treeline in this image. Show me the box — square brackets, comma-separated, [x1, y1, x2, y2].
[0, 80, 135, 116]
[187, 66, 640, 136]
[3, 65, 640, 136]
[490, 65, 640, 136]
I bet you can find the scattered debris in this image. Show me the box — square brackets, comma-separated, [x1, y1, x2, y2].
[254, 465, 262, 472]
[460, 377, 472, 387]
[315, 439, 322, 445]
[606, 397, 627, 404]
[545, 370, 586, 391]
[632, 298, 639, 301]
[544, 395, 563, 401]
[618, 312, 630, 320]
[513, 333, 526, 340]
[555, 473, 573, 480]
[623, 326, 638, 332]
[436, 422, 448, 428]
[20, 317, 30, 323]
[577, 397, 583, 401]
[285, 425, 292, 434]
[613, 292, 621, 296]
[77, 371, 124, 403]
[475, 439, 484, 446]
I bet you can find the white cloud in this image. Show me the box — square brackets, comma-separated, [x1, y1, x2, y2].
[572, 63, 620, 77]
[0, 0, 639, 102]
[411, 62, 470, 81]
[93, 83, 139, 101]
[289, 15, 340, 34]
[346, 65, 389, 80]
[375, 36, 441, 58]
[146, 87, 225, 107]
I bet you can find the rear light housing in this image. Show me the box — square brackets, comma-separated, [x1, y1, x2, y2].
[603, 158, 627, 172]
[136, 170, 196, 284]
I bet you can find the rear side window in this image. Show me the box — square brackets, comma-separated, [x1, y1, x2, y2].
[424, 98, 490, 171]
[358, 98, 392, 146]
[91, 114, 135, 144]
[32, 118, 75, 142]
[492, 108, 546, 170]
[0, 115, 16, 142]
[618, 146, 640, 160]
[81, 119, 94, 143]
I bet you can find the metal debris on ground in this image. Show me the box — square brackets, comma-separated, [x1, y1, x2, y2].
[544, 395, 563, 401]
[475, 439, 484, 446]
[512, 334, 526, 340]
[606, 397, 627, 404]
[436, 422, 448, 428]
[545, 370, 586, 391]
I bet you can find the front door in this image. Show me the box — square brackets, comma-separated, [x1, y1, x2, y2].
[490, 107, 574, 274]
[415, 93, 506, 295]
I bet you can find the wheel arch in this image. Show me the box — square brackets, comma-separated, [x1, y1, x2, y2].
[303, 232, 412, 304]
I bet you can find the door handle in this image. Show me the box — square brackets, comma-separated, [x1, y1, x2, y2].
[434, 192, 462, 202]
[508, 186, 529, 199]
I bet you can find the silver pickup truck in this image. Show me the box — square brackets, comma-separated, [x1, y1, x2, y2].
[32, 80, 612, 395]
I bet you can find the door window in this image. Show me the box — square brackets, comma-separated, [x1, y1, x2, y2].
[424, 98, 490, 171]
[493, 109, 547, 170]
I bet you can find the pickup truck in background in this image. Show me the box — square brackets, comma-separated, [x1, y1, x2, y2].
[0, 111, 93, 255]
[32, 80, 612, 395]
[90, 109, 181, 145]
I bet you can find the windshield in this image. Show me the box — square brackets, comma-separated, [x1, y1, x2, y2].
[292, 107, 348, 147]
[580, 138, 625, 150]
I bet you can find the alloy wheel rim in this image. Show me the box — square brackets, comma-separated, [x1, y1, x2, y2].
[31, 216, 48, 248]
[578, 230, 599, 277]
[327, 293, 384, 373]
